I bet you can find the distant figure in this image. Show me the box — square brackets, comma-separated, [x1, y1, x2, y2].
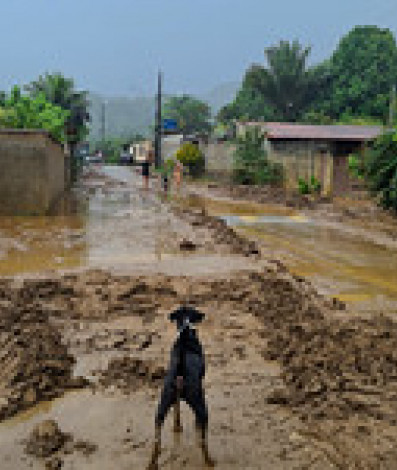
[120, 144, 131, 165]
[142, 151, 152, 191]
[173, 160, 183, 193]
[162, 172, 169, 198]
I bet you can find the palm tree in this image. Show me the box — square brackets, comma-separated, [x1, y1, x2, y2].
[245, 40, 317, 121]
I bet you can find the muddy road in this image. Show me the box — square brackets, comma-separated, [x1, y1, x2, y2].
[185, 183, 397, 317]
[1, 167, 397, 470]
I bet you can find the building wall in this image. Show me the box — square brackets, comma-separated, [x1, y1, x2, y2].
[0, 130, 68, 215]
[201, 139, 336, 194]
[202, 140, 236, 180]
[267, 139, 334, 196]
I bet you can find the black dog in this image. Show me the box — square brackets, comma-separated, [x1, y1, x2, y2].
[149, 305, 214, 467]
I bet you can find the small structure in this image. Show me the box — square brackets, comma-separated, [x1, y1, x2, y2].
[162, 134, 184, 162]
[235, 122, 383, 195]
[131, 140, 154, 164]
[0, 129, 70, 215]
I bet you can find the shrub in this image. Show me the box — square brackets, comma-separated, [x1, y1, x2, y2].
[233, 127, 284, 186]
[365, 130, 397, 212]
[310, 175, 321, 193]
[348, 153, 364, 179]
[176, 142, 205, 177]
[298, 176, 321, 195]
[298, 178, 310, 195]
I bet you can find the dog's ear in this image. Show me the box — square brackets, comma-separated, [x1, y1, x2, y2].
[169, 307, 183, 322]
[187, 307, 205, 324]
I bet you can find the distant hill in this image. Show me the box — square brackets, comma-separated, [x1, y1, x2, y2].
[88, 81, 240, 141]
[88, 93, 155, 142]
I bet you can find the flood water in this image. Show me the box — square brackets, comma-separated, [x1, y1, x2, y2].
[0, 166, 255, 277]
[184, 194, 397, 305]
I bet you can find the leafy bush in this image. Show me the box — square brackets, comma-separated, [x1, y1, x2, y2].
[365, 130, 397, 212]
[0, 86, 69, 142]
[310, 175, 321, 193]
[298, 176, 321, 195]
[233, 126, 284, 185]
[348, 153, 365, 179]
[176, 142, 205, 177]
[298, 178, 310, 195]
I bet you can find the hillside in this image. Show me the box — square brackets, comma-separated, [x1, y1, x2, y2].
[88, 81, 240, 141]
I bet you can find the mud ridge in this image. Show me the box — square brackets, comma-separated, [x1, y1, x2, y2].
[96, 356, 165, 394]
[171, 204, 261, 257]
[0, 280, 87, 422]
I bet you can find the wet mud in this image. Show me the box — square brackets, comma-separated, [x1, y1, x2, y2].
[1, 267, 397, 468]
[0, 279, 87, 422]
[1, 168, 397, 469]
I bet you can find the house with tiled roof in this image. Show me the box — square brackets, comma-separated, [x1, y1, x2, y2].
[234, 122, 383, 195]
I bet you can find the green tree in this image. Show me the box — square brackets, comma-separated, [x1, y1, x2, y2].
[233, 126, 283, 185]
[26, 73, 90, 147]
[245, 41, 320, 121]
[0, 86, 69, 142]
[365, 130, 397, 212]
[217, 73, 278, 124]
[320, 26, 397, 121]
[163, 95, 212, 135]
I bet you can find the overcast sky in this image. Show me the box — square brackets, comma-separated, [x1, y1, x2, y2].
[1, 0, 396, 97]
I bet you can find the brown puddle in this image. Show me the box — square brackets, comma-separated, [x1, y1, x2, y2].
[0, 215, 87, 276]
[183, 193, 397, 304]
[182, 192, 296, 216]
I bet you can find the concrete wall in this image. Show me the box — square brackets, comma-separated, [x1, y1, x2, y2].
[0, 130, 68, 215]
[202, 140, 236, 181]
[267, 140, 334, 196]
[202, 139, 335, 195]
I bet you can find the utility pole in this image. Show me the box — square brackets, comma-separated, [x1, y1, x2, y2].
[101, 101, 106, 143]
[389, 85, 396, 128]
[154, 71, 162, 169]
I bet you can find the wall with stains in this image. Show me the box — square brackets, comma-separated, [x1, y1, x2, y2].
[0, 130, 68, 215]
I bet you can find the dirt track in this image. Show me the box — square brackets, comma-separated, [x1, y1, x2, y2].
[1, 168, 397, 469]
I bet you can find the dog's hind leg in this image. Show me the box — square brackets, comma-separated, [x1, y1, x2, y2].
[186, 389, 215, 467]
[174, 376, 183, 433]
[149, 381, 176, 469]
[147, 424, 161, 470]
[173, 398, 183, 433]
[196, 425, 215, 468]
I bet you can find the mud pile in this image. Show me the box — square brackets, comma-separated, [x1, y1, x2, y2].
[18, 272, 179, 322]
[0, 281, 86, 421]
[25, 420, 97, 469]
[97, 356, 165, 393]
[219, 272, 397, 423]
[172, 205, 260, 257]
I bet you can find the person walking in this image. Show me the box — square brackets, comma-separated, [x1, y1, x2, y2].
[141, 151, 152, 191]
[173, 159, 183, 193]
